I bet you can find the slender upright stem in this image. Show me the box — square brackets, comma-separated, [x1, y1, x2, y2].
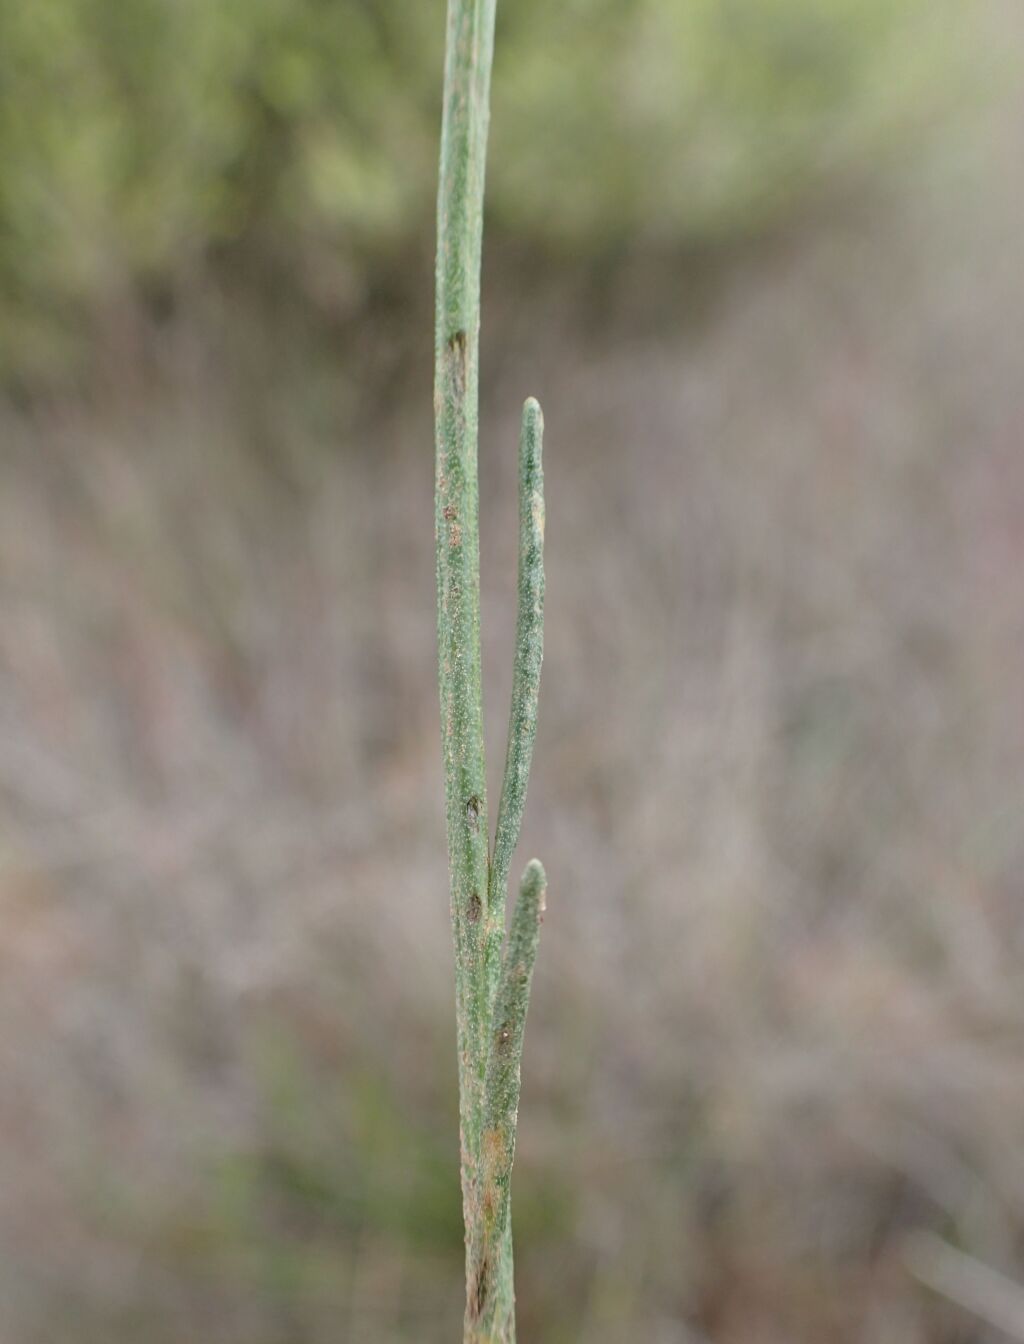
[471, 860, 547, 1337]
[434, 2, 547, 1340]
[488, 399, 545, 972]
[435, 0, 498, 1228]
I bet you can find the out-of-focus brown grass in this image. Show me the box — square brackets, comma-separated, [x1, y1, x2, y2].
[2, 21, 1023, 1344]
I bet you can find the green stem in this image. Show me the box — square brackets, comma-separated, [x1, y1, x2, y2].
[469, 861, 547, 1338]
[434, 3, 547, 1340]
[435, 0, 498, 1229]
[487, 400, 545, 1000]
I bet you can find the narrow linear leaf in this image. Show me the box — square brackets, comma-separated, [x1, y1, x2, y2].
[483, 860, 547, 1235]
[488, 397, 545, 997]
[465, 859, 546, 1337]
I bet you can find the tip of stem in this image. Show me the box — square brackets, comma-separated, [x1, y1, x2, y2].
[521, 858, 546, 904]
[522, 396, 543, 432]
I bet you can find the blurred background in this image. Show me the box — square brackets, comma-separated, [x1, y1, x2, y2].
[1, 1, 1023, 1340]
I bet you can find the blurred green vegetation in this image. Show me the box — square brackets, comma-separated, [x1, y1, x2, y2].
[65, 1011, 576, 1343]
[0, 0, 965, 382]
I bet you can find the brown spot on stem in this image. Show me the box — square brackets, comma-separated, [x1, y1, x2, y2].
[467, 892, 482, 923]
[473, 1258, 488, 1317]
[466, 796, 481, 829]
[448, 329, 468, 399]
[483, 1127, 505, 1174]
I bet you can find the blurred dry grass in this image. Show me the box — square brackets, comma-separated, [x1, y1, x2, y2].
[2, 14, 1024, 1344]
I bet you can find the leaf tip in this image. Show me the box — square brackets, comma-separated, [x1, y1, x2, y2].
[521, 858, 546, 909]
[522, 396, 544, 437]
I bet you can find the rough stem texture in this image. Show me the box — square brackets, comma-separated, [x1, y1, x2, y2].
[487, 399, 545, 978]
[433, 2, 547, 1340]
[471, 861, 547, 1337]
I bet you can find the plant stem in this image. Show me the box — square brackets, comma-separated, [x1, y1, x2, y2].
[487, 399, 545, 990]
[433, 2, 547, 1339]
[435, 0, 498, 1239]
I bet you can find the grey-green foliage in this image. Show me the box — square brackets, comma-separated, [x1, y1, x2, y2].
[434, 3, 547, 1336]
[0, 0, 969, 379]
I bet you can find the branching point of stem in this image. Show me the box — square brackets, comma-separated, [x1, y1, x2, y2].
[434, 5, 548, 1340]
